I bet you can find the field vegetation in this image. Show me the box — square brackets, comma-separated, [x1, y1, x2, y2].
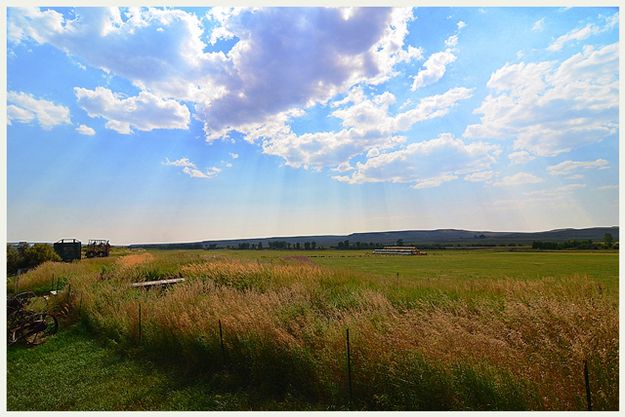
[7, 248, 619, 410]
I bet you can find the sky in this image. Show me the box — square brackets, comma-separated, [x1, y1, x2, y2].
[6, 6, 620, 244]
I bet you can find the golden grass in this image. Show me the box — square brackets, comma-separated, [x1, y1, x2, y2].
[10, 254, 618, 410]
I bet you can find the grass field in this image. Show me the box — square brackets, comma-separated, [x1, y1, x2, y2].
[6, 248, 619, 410]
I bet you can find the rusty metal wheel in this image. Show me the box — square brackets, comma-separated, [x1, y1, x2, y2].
[24, 313, 58, 346]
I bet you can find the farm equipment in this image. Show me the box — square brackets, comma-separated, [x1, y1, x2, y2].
[7, 292, 58, 346]
[54, 239, 82, 262]
[85, 239, 111, 258]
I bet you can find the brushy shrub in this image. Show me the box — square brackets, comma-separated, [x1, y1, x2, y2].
[7, 243, 61, 276]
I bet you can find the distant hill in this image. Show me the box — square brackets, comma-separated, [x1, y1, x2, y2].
[129, 226, 619, 249]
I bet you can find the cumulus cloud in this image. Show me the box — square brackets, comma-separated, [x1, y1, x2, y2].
[259, 87, 473, 170]
[547, 13, 617, 52]
[9, 7, 430, 143]
[464, 42, 618, 157]
[8, 7, 228, 102]
[547, 159, 609, 176]
[74, 87, 190, 134]
[508, 150, 535, 165]
[464, 170, 494, 182]
[229, 152, 239, 159]
[410, 21, 465, 91]
[493, 172, 543, 187]
[411, 34, 458, 91]
[7, 91, 71, 129]
[163, 157, 221, 179]
[200, 7, 421, 137]
[76, 124, 96, 136]
[332, 133, 500, 189]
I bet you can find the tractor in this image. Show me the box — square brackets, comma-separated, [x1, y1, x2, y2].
[85, 239, 111, 258]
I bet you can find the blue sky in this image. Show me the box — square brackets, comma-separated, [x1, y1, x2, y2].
[6, 7, 619, 244]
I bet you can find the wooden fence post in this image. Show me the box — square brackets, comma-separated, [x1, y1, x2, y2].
[219, 319, 225, 364]
[346, 328, 353, 407]
[584, 360, 592, 411]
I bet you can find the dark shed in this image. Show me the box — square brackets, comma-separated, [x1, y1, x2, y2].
[53, 239, 82, 262]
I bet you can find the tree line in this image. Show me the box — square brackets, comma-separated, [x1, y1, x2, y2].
[532, 234, 616, 250]
[7, 243, 60, 275]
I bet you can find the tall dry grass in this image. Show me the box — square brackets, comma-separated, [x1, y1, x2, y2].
[11, 254, 619, 410]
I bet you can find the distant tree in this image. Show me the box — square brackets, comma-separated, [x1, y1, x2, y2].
[338, 241, 344, 249]
[295, 242, 301, 250]
[7, 245, 21, 275]
[7, 243, 61, 275]
[24, 243, 61, 268]
[344, 240, 349, 249]
[604, 233, 614, 248]
[257, 241, 263, 250]
[304, 242, 310, 250]
[396, 239, 404, 246]
[311, 241, 316, 250]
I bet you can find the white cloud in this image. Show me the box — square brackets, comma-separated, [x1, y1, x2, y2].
[464, 170, 494, 182]
[547, 24, 595, 52]
[494, 172, 543, 187]
[332, 161, 354, 172]
[163, 157, 221, 179]
[524, 183, 585, 197]
[547, 159, 609, 176]
[412, 174, 458, 189]
[76, 124, 96, 136]
[259, 87, 473, 170]
[163, 157, 195, 168]
[9, 7, 422, 136]
[229, 152, 239, 159]
[445, 34, 458, 48]
[508, 150, 535, 165]
[411, 49, 456, 90]
[532, 18, 545, 32]
[7, 91, 71, 129]
[200, 7, 421, 136]
[465, 42, 618, 157]
[74, 87, 190, 134]
[598, 184, 618, 191]
[332, 133, 500, 189]
[8, 7, 228, 102]
[457, 20, 466, 30]
[547, 12, 618, 51]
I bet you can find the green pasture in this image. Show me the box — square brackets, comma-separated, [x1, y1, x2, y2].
[200, 249, 618, 289]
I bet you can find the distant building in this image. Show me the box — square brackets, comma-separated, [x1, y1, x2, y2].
[373, 246, 427, 256]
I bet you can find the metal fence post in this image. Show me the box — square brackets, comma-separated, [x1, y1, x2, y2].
[138, 302, 142, 344]
[346, 328, 353, 407]
[584, 360, 592, 411]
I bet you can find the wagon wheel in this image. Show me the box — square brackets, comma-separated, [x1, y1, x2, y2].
[8, 328, 20, 346]
[24, 314, 58, 346]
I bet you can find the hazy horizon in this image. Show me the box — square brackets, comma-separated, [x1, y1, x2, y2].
[7, 7, 619, 245]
